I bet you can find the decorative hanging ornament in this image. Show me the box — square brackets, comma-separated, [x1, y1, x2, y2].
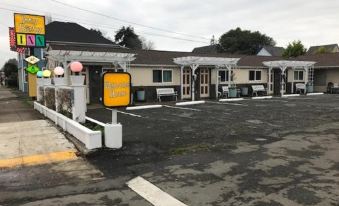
[42, 70, 51, 78]
[70, 61, 83, 73]
[54, 66, 64, 76]
[26, 65, 40, 74]
[36, 71, 43, 78]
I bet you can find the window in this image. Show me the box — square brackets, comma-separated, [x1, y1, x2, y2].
[153, 69, 172, 83]
[294, 70, 304, 81]
[218, 70, 233, 83]
[249, 70, 262, 81]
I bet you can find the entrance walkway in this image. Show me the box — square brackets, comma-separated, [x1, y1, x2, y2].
[0, 87, 77, 169]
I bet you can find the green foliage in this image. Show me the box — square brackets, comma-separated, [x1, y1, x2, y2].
[218, 27, 276, 54]
[283, 40, 307, 57]
[115, 26, 142, 49]
[315, 47, 327, 54]
[1, 58, 18, 87]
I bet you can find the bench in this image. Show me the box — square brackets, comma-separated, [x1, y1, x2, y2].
[156, 88, 177, 102]
[218, 86, 229, 98]
[295, 83, 306, 94]
[251, 85, 267, 96]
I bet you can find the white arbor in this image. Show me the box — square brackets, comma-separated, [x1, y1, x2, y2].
[263, 60, 316, 95]
[174, 56, 240, 101]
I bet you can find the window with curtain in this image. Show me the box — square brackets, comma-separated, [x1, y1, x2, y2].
[294, 70, 304, 81]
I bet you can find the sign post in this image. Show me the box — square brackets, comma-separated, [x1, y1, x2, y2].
[102, 72, 131, 148]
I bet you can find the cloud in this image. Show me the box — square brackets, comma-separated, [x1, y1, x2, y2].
[0, 0, 338, 66]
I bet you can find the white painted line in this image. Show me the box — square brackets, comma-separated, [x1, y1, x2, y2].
[85, 116, 106, 127]
[126, 105, 163, 110]
[127, 176, 187, 206]
[252, 96, 273, 100]
[219, 98, 244, 102]
[176, 100, 205, 106]
[163, 105, 201, 111]
[106, 108, 142, 118]
[282, 94, 300, 98]
[307, 92, 324, 96]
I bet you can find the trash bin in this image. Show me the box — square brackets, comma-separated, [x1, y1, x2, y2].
[228, 87, 238, 98]
[136, 90, 145, 101]
[307, 84, 314, 93]
[241, 87, 248, 96]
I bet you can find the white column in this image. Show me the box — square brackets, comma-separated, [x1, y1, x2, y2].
[304, 66, 309, 85]
[227, 65, 232, 86]
[291, 67, 294, 94]
[281, 66, 287, 96]
[215, 66, 219, 99]
[190, 64, 199, 101]
[180, 66, 184, 100]
[62, 60, 69, 85]
[268, 67, 272, 94]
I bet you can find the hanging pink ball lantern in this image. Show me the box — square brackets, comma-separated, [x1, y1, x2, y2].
[70, 61, 83, 73]
[54, 66, 64, 76]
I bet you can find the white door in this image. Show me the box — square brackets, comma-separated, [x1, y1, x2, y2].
[200, 68, 210, 98]
[182, 68, 191, 99]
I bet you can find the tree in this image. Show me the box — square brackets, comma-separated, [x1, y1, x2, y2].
[90, 28, 104, 37]
[282, 40, 307, 57]
[1, 58, 18, 87]
[315, 47, 327, 54]
[218, 27, 276, 54]
[115, 26, 142, 49]
[140, 37, 155, 50]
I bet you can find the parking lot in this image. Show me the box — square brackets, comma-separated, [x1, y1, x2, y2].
[2, 94, 339, 205]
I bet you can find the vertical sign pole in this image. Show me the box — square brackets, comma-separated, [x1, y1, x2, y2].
[112, 109, 118, 124]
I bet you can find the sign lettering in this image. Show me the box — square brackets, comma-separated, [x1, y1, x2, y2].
[102, 73, 131, 107]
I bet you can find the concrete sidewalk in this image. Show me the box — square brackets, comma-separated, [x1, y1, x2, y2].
[0, 87, 77, 169]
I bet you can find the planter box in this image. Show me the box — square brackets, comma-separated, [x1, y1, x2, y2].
[34, 101, 102, 150]
[43, 78, 52, 85]
[54, 77, 67, 86]
[70, 75, 85, 86]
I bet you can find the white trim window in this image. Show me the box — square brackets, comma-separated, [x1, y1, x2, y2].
[294, 70, 304, 81]
[218, 70, 233, 83]
[153, 69, 172, 83]
[249, 70, 262, 81]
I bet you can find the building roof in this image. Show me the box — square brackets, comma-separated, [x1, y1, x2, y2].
[45, 21, 118, 46]
[307, 44, 339, 55]
[258, 46, 285, 56]
[297, 53, 339, 67]
[192, 44, 220, 54]
[48, 42, 339, 68]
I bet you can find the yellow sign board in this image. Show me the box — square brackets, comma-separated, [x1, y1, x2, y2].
[14, 13, 45, 34]
[103, 72, 131, 107]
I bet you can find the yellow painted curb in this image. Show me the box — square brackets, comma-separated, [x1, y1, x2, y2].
[0, 150, 78, 169]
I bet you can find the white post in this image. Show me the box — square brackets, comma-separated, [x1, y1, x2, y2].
[227, 65, 232, 86]
[268, 67, 272, 95]
[180, 66, 184, 100]
[62, 60, 69, 85]
[304, 66, 309, 85]
[215, 66, 219, 99]
[190, 64, 199, 101]
[105, 108, 122, 148]
[112, 109, 117, 124]
[291, 67, 294, 94]
[281, 66, 287, 96]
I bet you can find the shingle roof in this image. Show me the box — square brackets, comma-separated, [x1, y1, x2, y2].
[48, 43, 339, 68]
[192, 45, 220, 54]
[258, 46, 285, 56]
[307, 44, 339, 55]
[297, 53, 339, 67]
[45, 21, 117, 45]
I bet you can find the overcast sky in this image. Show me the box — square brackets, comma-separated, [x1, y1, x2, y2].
[1, 0, 339, 67]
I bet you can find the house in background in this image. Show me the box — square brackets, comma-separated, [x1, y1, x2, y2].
[192, 44, 221, 54]
[307, 44, 339, 55]
[256, 46, 285, 57]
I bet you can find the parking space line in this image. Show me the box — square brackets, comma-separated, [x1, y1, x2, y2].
[106, 108, 142, 118]
[163, 105, 201, 111]
[0, 150, 77, 169]
[127, 176, 187, 206]
[206, 101, 247, 106]
[126, 105, 162, 110]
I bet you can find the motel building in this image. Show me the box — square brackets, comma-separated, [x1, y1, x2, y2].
[17, 21, 339, 103]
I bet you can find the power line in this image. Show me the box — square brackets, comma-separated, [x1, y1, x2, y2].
[48, 0, 210, 41]
[0, 6, 209, 44]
